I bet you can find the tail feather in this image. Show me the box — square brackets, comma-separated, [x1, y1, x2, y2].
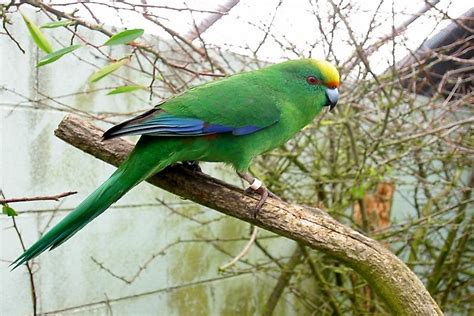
[11, 140, 170, 270]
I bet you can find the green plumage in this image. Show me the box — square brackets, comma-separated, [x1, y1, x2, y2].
[12, 59, 339, 269]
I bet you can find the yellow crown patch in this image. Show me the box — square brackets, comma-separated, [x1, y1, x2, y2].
[312, 60, 340, 88]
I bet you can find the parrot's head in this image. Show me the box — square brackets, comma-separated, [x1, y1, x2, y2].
[277, 59, 340, 111]
[309, 59, 340, 111]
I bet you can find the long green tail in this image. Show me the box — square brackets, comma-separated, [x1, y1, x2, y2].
[11, 139, 172, 269]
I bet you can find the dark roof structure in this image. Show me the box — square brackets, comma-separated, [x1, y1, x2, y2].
[398, 8, 473, 98]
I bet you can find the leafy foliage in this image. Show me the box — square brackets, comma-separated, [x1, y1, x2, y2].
[103, 29, 144, 46]
[21, 13, 53, 53]
[88, 58, 129, 83]
[40, 20, 75, 28]
[2, 204, 17, 217]
[107, 85, 145, 95]
[37, 45, 81, 67]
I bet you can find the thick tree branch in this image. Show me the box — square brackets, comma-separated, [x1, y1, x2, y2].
[54, 115, 442, 315]
[185, 0, 240, 41]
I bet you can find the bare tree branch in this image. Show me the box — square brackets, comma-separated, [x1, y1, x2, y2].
[0, 191, 37, 315]
[53, 115, 442, 315]
[0, 191, 77, 204]
[185, 0, 240, 41]
[343, 0, 442, 70]
[219, 225, 258, 270]
[263, 245, 303, 316]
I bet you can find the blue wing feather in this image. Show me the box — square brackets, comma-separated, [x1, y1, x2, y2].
[103, 109, 265, 139]
[233, 126, 260, 136]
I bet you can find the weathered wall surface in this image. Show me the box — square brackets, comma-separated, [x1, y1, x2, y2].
[0, 11, 300, 316]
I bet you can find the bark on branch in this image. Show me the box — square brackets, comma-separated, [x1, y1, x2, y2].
[54, 115, 442, 315]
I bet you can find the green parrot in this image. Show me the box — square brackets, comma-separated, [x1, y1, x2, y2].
[11, 59, 339, 269]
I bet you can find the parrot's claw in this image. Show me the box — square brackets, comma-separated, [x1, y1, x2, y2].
[246, 186, 282, 218]
[238, 172, 281, 218]
[181, 160, 202, 173]
[254, 186, 269, 213]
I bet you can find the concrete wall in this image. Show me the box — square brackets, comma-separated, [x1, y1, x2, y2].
[0, 11, 300, 316]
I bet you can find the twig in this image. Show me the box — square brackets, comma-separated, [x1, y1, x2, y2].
[0, 191, 77, 204]
[0, 191, 37, 315]
[185, 0, 240, 41]
[254, 0, 283, 54]
[219, 225, 258, 270]
[262, 245, 303, 316]
[19, 0, 226, 77]
[1, 1, 26, 54]
[11, 216, 37, 315]
[91, 237, 250, 284]
[300, 245, 343, 315]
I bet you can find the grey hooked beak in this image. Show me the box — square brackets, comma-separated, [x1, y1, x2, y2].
[325, 88, 339, 111]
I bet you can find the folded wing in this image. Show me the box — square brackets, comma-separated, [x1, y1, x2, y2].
[103, 109, 266, 139]
[103, 73, 282, 140]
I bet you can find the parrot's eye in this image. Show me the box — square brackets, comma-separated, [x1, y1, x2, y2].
[306, 76, 319, 85]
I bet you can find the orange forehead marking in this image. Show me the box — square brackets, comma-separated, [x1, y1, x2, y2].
[327, 81, 339, 88]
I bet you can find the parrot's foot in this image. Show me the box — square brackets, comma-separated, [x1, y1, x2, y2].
[181, 160, 202, 173]
[237, 172, 281, 218]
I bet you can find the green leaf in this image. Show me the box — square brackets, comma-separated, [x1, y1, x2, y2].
[88, 58, 129, 83]
[40, 20, 75, 29]
[368, 167, 378, 177]
[2, 204, 18, 217]
[107, 85, 145, 95]
[103, 29, 144, 46]
[351, 185, 366, 200]
[21, 13, 53, 53]
[320, 120, 335, 126]
[37, 45, 81, 67]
